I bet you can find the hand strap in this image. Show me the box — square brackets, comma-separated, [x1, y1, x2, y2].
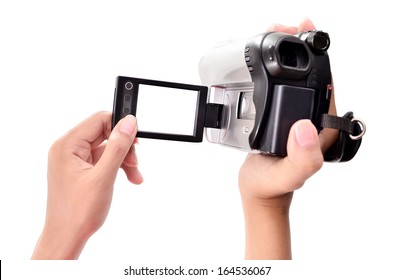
[321, 112, 366, 162]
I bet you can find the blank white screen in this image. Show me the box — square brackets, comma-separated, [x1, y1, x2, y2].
[136, 84, 199, 136]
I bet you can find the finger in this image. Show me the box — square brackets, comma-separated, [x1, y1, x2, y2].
[122, 165, 144, 185]
[93, 115, 138, 184]
[277, 120, 323, 192]
[91, 143, 106, 165]
[91, 136, 139, 165]
[122, 144, 138, 167]
[298, 17, 317, 32]
[92, 142, 138, 168]
[266, 24, 298, 34]
[67, 111, 112, 149]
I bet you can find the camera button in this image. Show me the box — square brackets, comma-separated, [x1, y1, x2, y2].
[325, 84, 332, 100]
[245, 56, 251, 62]
[124, 94, 131, 101]
[125, 82, 133, 90]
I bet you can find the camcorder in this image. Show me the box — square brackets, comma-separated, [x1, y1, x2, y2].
[112, 30, 365, 162]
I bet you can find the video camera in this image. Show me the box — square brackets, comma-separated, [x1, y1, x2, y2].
[112, 30, 365, 161]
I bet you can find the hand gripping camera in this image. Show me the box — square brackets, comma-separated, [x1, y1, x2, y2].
[112, 30, 365, 162]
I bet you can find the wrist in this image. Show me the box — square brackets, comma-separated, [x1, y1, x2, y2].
[31, 223, 90, 260]
[240, 191, 293, 212]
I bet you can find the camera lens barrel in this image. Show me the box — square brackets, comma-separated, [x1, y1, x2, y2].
[306, 31, 330, 54]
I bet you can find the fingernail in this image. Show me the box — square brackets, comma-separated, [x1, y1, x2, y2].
[295, 120, 318, 148]
[120, 115, 137, 136]
[300, 17, 316, 31]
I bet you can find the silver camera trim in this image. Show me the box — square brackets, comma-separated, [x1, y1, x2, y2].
[205, 83, 255, 151]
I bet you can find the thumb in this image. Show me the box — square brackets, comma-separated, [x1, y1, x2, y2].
[299, 17, 317, 32]
[279, 120, 324, 190]
[94, 115, 137, 183]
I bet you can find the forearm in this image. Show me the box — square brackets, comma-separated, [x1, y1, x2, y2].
[31, 224, 89, 260]
[241, 193, 292, 260]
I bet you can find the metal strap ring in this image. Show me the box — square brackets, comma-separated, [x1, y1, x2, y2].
[350, 117, 366, 140]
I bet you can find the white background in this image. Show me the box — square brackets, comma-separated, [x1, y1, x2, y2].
[0, 0, 392, 278]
